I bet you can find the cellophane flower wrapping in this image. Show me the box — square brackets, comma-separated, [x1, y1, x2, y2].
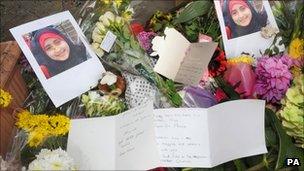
[224, 63, 256, 98]
[0, 131, 27, 171]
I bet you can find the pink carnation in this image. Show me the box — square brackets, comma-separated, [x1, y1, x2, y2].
[137, 31, 156, 53]
[255, 56, 292, 103]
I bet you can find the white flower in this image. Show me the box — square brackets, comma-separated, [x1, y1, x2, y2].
[93, 26, 102, 35]
[88, 91, 101, 101]
[99, 11, 115, 27]
[260, 24, 279, 39]
[96, 22, 106, 32]
[95, 48, 105, 57]
[100, 72, 117, 86]
[91, 43, 104, 57]
[125, 6, 134, 15]
[92, 32, 104, 43]
[28, 148, 76, 171]
[115, 16, 123, 24]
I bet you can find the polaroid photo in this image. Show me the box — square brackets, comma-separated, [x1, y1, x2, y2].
[10, 11, 105, 107]
[214, 0, 284, 58]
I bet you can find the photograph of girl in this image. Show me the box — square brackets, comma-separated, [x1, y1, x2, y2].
[222, 0, 268, 39]
[24, 20, 90, 79]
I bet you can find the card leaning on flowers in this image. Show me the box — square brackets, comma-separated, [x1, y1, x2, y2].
[1, 0, 304, 170]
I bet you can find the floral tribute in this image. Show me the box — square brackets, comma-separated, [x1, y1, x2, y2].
[2, 0, 304, 171]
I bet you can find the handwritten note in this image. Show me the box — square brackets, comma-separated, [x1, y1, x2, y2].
[115, 101, 160, 170]
[152, 28, 218, 85]
[154, 108, 211, 167]
[67, 101, 159, 170]
[175, 43, 218, 85]
[100, 31, 117, 52]
[67, 99, 267, 170]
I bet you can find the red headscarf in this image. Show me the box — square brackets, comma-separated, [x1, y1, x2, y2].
[228, 0, 249, 14]
[38, 32, 64, 51]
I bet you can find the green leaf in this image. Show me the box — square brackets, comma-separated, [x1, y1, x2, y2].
[173, 1, 212, 24]
[214, 77, 240, 100]
[154, 23, 162, 32]
[265, 127, 278, 147]
[233, 159, 247, 171]
[265, 108, 304, 170]
[273, 46, 280, 55]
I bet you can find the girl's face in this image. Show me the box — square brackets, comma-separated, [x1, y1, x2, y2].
[43, 37, 70, 61]
[231, 4, 252, 27]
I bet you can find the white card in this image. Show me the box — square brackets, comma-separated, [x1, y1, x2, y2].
[68, 99, 267, 169]
[67, 101, 160, 170]
[100, 31, 117, 52]
[152, 28, 217, 85]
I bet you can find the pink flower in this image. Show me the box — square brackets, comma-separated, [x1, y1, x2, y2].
[214, 88, 228, 102]
[255, 56, 292, 103]
[137, 31, 156, 53]
[224, 63, 256, 98]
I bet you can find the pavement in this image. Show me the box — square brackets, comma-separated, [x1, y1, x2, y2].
[0, 0, 177, 42]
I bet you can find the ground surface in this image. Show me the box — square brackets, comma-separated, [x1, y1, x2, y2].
[0, 0, 177, 42]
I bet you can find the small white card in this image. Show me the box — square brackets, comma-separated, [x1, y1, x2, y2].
[152, 28, 217, 85]
[67, 99, 267, 169]
[10, 11, 105, 107]
[100, 31, 117, 52]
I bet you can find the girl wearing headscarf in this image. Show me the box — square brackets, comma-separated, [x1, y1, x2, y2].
[31, 27, 87, 79]
[223, 0, 268, 39]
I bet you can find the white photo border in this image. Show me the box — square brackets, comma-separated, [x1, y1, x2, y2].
[214, 0, 284, 58]
[10, 11, 105, 107]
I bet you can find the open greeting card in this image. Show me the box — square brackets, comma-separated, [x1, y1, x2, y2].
[67, 99, 267, 170]
[151, 27, 218, 85]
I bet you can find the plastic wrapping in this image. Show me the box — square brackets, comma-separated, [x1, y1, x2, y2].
[223, 63, 256, 98]
[122, 71, 171, 109]
[1, 130, 27, 171]
[182, 86, 217, 108]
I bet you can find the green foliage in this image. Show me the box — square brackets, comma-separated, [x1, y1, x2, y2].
[263, 34, 283, 56]
[266, 108, 304, 170]
[272, 1, 304, 47]
[173, 1, 212, 24]
[81, 92, 127, 117]
[173, 0, 221, 42]
[213, 77, 241, 100]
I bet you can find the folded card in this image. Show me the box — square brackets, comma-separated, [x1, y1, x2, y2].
[151, 27, 218, 85]
[67, 99, 267, 170]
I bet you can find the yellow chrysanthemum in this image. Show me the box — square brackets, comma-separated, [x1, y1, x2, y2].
[15, 111, 70, 147]
[0, 89, 12, 108]
[49, 115, 70, 136]
[28, 130, 48, 147]
[102, 0, 111, 5]
[114, 0, 122, 8]
[227, 54, 255, 65]
[289, 38, 304, 59]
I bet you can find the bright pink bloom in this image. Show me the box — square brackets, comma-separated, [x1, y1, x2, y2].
[224, 63, 256, 98]
[255, 56, 292, 103]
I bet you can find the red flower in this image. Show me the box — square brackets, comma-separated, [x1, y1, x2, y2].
[208, 47, 227, 77]
[214, 88, 228, 102]
[130, 22, 144, 36]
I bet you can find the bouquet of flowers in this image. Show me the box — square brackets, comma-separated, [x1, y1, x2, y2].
[3, 0, 303, 170]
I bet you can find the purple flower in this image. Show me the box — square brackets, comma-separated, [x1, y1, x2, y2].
[137, 31, 156, 53]
[183, 86, 217, 108]
[255, 56, 292, 103]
